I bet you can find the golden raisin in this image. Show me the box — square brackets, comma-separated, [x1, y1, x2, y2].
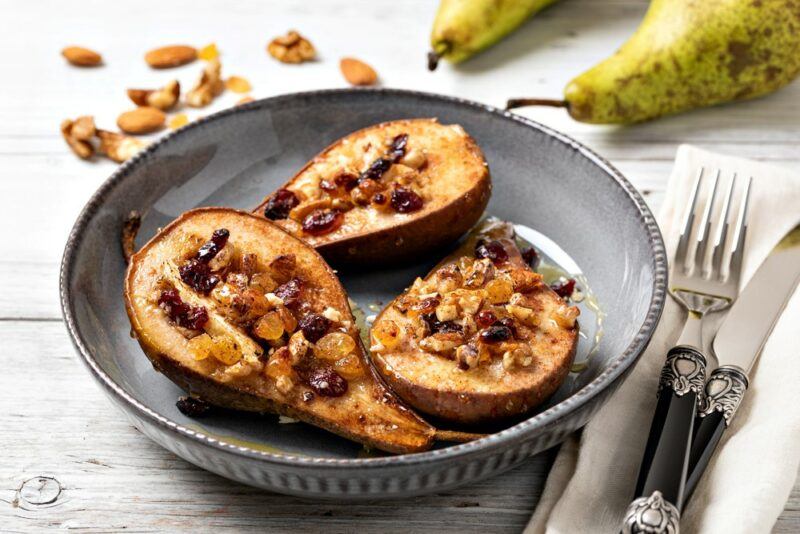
[188, 333, 214, 360]
[169, 113, 189, 129]
[265, 347, 293, 379]
[253, 311, 284, 341]
[315, 332, 356, 361]
[225, 76, 252, 93]
[198, 43, 219, 61]
[210, 336, 242, 365]
[372, 319, 401, 349]
[335, 353, 363, 380]
[485, 278, 514, 304]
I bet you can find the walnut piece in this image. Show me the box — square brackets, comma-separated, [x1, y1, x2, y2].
[127, 80, 180, 111]
[267, 31, 316, 64]
[186, 59, 224, 108]
[97, 129, 147, 163]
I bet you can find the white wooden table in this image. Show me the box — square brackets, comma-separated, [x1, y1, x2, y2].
[2, 0, 798, 531]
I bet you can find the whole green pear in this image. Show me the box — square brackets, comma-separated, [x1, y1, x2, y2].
[429, 0, 561, 69]
[510, 0, 800, 123]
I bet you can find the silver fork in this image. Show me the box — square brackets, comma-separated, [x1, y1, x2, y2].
[622, 168, 751, 534]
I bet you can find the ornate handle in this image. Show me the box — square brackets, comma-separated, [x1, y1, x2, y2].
[622, 346, 707, 533]
[682, 365, 749, 506]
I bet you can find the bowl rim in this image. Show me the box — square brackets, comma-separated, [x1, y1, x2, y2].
[60, 87, 667, 469]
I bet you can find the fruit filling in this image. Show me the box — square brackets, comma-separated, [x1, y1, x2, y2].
[155, 228, 364, 396]
[261, 132, 428, 235]
[371, 231, 580, 372]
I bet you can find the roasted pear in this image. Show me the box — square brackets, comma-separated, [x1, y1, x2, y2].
[369, 220, 579, 425]
[125, 207, 435, 453]
[254, 118, 491, 266]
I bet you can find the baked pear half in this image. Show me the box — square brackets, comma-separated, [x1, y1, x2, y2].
[125, 207, 435, 453]
[254, 118, 491, 265]
[369, 220, 580, 425]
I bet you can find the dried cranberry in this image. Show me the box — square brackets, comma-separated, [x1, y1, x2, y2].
[307, 367, 348, 397]
[179, 259, 220, 294]
[522, 247, 539, 269]
[475, 240, 509, 265]
[334, 172, 359, 191]
[302, 209, 344, 236]
[274, 277, 303, 307]
[319, 179, 337, 192]
[196, 228, 229, 263]
[497, 317, 517, 338]
[479, 324, 513, 344]
[422, 313, 463, 335]
[372, 192, 387, 205]
[359, 157, 393, 181]
[390, 187, 423, 213]
[158, 289, 209, 330]
[298, 313, 331, 342]
[475, 310, 498, 328]
[387, 133, 408, 162]
[551, 278, 576, 299]
[263, 188, 299, 220]
[176, 396, 212, 417]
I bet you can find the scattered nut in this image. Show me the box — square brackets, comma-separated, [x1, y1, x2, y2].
[127, 80, 180, 110]
[186, 58, 224, 107]
[225, 75, 252, 94]
[340, 57, 378, 86]
[117, 107, 166, 134]
[168, 113, 189, 129]
[144, 45, 197, 69]
[61, 118, 94, 159]
[62, 46, 102, 67]
[70, 115, 96, 141]
[197, 43, 219, 61]
[267, 31, 315, 64]
[97, 130, 147, 163]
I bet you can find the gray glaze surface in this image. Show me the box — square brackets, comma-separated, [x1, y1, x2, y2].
[60, 89, 667, 499]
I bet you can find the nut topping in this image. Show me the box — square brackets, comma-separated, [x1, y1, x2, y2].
[340, 57, 378, 86]
[145, 45, 197, 69]
[267, 31, 316, 64]
[127, 80, 180, 110]
[117, 107, 166, 134]
[62, 46, 102, 67]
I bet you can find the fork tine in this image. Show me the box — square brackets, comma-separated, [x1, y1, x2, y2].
[711, 173, 737, 278]
[694, 169, 720, 276]
[676, 168, 705, 272]
[728, 176, 752, 285]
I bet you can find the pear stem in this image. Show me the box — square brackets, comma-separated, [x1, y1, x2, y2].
[434, 429, 487, 443]
[427, 50, 441, 71]
[506, 98, 568, 111]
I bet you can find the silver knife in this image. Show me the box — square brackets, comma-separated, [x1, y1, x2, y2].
[683, 223, 800, 505]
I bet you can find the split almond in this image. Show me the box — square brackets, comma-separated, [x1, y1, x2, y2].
[62, 46, 102, 67]
[127, 80, 180, 110]
[144, 45, 197, 69]
[340, 58, 378, 86]
[117, 107, 166, 134]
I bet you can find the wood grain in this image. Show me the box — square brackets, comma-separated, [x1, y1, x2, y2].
[1, 0, 798, 531]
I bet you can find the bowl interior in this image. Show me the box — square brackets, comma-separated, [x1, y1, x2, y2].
[64, 90, 661, 459]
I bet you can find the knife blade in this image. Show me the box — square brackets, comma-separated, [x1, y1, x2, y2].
[684, 223, 800, 506]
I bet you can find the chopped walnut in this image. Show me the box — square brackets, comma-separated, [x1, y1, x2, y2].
[456, 344, 480, 370]
[128, 79, 180, 110]
[502, 344, 534, 370]
[186, 58, 224, 108]
[267, 31, 316, 64]
[553, 303, 579, 329]
[400, 148, 427, 170]
[464, 258, 495, 288]
[61, 117, 95, 159]
[288, 331, 311, 363]
[322, 307, 342, 323]
[96, 129, 147, 163]
[419, 332, 461, 355]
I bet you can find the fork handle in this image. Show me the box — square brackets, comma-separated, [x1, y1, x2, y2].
[682, 366, 749, 507]
[621, 346, 706, 533]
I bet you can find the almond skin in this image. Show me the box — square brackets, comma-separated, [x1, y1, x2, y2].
[144, 45, 197, 69]
[117, 107, 166, 134]
[62, 46, 102, 67]
[340, 58, 378, 86]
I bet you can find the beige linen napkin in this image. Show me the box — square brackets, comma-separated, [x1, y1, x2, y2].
[526, 145, 800, 534]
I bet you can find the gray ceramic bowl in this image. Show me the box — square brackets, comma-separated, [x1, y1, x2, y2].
[60, 89, 666, 499]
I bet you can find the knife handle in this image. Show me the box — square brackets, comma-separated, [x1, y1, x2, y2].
[622, 346, 706, 533]
[683, 365, 749, 507]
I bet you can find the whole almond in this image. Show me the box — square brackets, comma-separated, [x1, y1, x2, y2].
[62, 46, 102, 67]
[340, 57, 378, 86]
[144, 45, 197, 69]
[117, 107, 166, 134]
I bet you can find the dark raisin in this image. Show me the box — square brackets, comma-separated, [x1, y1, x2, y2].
[319, 179, 337, 192]
[387, 133, 408, 162]
[479, 324, 513, 344]
[411, 296, 440, 313]
[158, 289, 209, 330]
[179, 258, 220, 294]
[421, 313, 463, 335]
[475, 240, 509, 265]
[274, 277, 303, 307]
[176, 396, 212, 417]
[359, 157, 393, 181]
[475, 310, 498, 328]
[551, 278, 576, 299]
[497, 317, 517, 338]
[522, 247, 540, 269]
[335, 172, 359, 191]
[372, 192, 387, 205]
[263, 188, 299, 220]
[298, 313, 331, 342]
[302, 209, 344, 236]
[196, 228, 229, 263]
[307, 367, 348, 397]
[390, 187, 423, 213]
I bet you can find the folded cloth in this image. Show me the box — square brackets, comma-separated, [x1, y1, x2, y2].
[525, 145, 800, 534]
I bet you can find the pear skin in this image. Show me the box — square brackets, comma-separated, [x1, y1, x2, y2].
[565, 0, 800, 123]
[430, 0, 561, 69]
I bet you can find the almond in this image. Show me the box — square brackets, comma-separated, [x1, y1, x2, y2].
[340, 57, 378, 86]
[144, 45, 197, 69]
[62, 46, 102, 67]
[117, 107, 166, 134]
